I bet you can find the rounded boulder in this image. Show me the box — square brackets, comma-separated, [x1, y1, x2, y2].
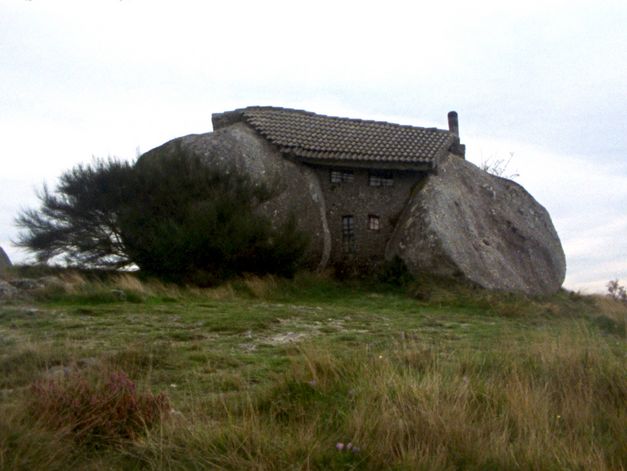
[386, 154, 566, 295]
[139, 123, 330, 269]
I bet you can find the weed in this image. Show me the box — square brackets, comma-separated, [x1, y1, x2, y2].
[239, 274, 279, 298]
[480, 152, 519, 179]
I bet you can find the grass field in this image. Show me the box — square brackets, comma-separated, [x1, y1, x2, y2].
[0, 272, 625, 470]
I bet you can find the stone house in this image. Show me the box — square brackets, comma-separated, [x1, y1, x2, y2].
[145, 106, 564, 294]
[211, 107, 465, 269]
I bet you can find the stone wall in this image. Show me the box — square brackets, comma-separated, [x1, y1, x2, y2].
[311, 166, 424, 268]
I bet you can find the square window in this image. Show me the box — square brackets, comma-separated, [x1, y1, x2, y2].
[368, 171, 393, 187]
[368, 215, 380, 231]
[331, 169, 354, 183]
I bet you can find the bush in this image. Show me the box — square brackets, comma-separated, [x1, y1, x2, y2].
[15, 159, 134, 268]
[28, 370, 169, 446]
[16, 150, 309, 284]
[121, 151, 308, 283]
[376, 256, 413, 286]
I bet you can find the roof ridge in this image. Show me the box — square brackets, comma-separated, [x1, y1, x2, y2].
[241, 106, 451, 134]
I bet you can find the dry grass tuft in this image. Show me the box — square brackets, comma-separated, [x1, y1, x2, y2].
[29, 271, 188, 303]
[592, 295, 627, 322]
[111, 273, 150, 294]
[189, 282, 237, 300]
[241, 275, 279, 298]
[57, 271, 89, 290]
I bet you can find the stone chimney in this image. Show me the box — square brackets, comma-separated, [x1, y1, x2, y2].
[448, 111, 459, 137]
[447, 111, 465, 159]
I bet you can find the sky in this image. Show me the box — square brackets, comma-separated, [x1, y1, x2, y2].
[1, 0, 626, 292]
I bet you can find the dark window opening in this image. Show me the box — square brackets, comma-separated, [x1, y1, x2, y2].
[368, 215, 381, 231]
[330, 169, 354, 184]
[342, 215, 355, 253]
[368, 171, 394, 187]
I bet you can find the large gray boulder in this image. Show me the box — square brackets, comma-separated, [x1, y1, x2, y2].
[0, 280, 18, 301]
[0, 247, 11, 273]
[139, 123, 330, 269]
[386, 154, 566, 295]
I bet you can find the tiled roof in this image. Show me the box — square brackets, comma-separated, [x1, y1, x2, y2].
[215, 107, 456, 168]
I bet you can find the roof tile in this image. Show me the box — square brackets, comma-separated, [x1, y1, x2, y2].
[218, 106, 457, 167]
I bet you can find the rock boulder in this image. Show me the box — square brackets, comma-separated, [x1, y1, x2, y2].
[0, 247, 11, 273]
[138, 123, 330, 269]
[0, 280, 18, 301]
[386, 154, 566, 295]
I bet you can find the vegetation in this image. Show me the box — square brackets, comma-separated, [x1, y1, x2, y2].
[29, 369, 169, 446]
[16, 152, 308, 283]
[15, 159, 133, 268]
[0, 271, 625, 470]
[608, 279, 627, 304]
[480, 152, 519, 179]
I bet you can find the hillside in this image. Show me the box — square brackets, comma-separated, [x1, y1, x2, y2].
[0, 272, 625, 470]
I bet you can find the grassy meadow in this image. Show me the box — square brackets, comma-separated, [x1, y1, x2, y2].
[0, 271, 625, 470]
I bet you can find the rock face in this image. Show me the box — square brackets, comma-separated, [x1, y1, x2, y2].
[139, 123, 330, 269]
[0, 247, 11, 273]
[386, 154, 566, 295]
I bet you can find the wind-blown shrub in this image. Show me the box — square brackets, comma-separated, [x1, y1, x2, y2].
[16, 149, 309, 284]
[15, 159, 134, 268]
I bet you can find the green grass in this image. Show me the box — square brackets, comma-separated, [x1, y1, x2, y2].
[0, 271, 625, 470]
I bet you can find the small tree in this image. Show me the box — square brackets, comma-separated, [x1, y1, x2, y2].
[15, 159, 134, 268]
[607, 279, 627, 303]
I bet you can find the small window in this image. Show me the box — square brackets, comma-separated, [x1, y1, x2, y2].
[368, 171, 393, 187]
[330, 169, 354, 184]
[341, 215, 355, 253]
[368, 215, 380, 231]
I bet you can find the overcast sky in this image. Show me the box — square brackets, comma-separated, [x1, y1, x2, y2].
[1, 0, 626, 292]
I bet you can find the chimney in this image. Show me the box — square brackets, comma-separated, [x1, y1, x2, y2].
[447, 111, 459, 137]
[447, 111, 466, 159]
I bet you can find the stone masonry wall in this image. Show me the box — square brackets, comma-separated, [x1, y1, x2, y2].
[311, 165, 424, 269]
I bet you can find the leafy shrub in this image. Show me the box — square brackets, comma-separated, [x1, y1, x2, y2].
[16, 149, 309, 284]
[121, 150, 308, 283]
[376, 256, 413, 286]
[28, 370, 169, 445]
